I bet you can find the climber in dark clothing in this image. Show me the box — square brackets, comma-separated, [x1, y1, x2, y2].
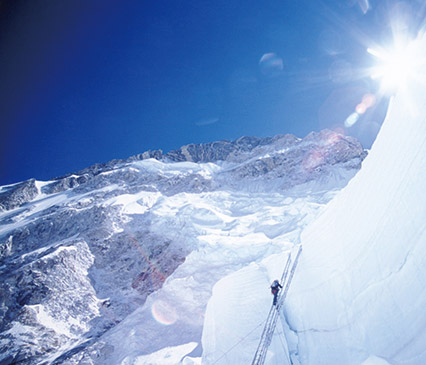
[270, 279, 283, 306]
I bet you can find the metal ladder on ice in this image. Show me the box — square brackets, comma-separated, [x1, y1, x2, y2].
[251, 245, 302, 365]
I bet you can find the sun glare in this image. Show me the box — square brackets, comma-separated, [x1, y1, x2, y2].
[368, 37, 423, 93]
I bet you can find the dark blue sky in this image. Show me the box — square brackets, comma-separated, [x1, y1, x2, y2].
[1, 0, 423, 185]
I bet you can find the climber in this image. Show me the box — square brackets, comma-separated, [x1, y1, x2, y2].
[270, 279, 282, 306]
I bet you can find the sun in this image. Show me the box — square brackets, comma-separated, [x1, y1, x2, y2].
[368, 36, 424, 93]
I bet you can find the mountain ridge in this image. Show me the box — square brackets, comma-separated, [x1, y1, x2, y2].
[0, 130, 366, 212]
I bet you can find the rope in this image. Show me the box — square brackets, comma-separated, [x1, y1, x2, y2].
[211, 320, 266, 365]
[277, 327, 290, 363]
[277, 311, 293, 364]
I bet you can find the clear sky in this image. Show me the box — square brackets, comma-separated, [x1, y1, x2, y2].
[1, 0, 424, 185]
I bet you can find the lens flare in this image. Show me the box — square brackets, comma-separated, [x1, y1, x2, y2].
[345, 112, 360, 128]
[345, 93, 376, 128]
[355, 93, 376, 115]
[355, 103, 367, 114]
[361, 93, 376, 108]
[302, 149, 325, 171]
[368, 37, 424, 93]
[151, 299, 178, 326]
[259, 53, 283, 77]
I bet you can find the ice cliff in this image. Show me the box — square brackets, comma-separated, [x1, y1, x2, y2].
[285, 42, 426, 364]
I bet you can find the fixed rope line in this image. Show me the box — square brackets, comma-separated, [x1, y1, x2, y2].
[251, 245, 302, 365]
[211, 320, 266, 365]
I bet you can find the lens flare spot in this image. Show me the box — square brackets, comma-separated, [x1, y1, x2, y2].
[259, 53, 283, 77]
[326, 130, 343, 145]
[151, 300, 178, 326]
[357, 0, 370, 14]
[362, 93, 376, 108]
[303, 150, 325, 171]
[345, 112, 360, 127]
[356, 93, 376, 114]
[356, 103, 367, 114]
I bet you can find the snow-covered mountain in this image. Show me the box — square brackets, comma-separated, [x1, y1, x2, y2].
[0, 130, 366, 364]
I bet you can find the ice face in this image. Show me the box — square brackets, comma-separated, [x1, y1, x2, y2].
[286, 33, 426, 364]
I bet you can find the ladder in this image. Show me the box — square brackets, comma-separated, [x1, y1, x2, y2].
[251, 245, 302, 365]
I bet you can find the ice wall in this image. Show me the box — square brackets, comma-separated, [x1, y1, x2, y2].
[286, 35, 426, 364]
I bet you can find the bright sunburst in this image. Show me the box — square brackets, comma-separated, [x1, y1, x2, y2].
[368, 36, 425, 93]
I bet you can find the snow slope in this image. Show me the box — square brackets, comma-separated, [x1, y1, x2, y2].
[284, 36, 426, 363]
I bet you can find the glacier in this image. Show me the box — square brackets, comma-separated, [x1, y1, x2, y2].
[0, 130, 366, 364]
[0, 35, 425, 364]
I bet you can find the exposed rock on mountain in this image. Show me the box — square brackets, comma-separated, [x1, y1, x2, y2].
[0, 130, 366, 364]
[0, 179, 38, 212]
[0, 130, 366, 209]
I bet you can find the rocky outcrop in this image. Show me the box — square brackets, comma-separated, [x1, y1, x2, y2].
[41, 175, 89, 195]
[228, 130, 367, 184]
[129, 135, 300, 164]
[0, 240, 99, 364]
[0, 195, 190, 364]
[0, 179, 38, 212]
